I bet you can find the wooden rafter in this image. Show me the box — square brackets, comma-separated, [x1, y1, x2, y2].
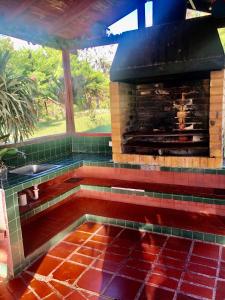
[6, 0, 38, 21]
[48, 0, 94, 34]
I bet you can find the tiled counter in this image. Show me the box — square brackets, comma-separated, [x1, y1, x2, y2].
[1, 147, 225, 278]
[1, 153, 111, 277]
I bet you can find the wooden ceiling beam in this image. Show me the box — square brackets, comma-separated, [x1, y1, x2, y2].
[48, 0, 94, 34]
[6, 0, 38, 21]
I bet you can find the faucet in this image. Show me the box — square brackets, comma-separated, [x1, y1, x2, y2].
[25, 185, 39, 201]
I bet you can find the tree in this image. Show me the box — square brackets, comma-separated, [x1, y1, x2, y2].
[0, 51, 37, 142]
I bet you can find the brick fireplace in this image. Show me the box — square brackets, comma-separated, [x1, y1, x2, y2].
[110, 70, 225, 168]
[110, 17, 225, 169]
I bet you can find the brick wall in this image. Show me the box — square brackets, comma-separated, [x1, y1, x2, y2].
[110, 69, 225, 168]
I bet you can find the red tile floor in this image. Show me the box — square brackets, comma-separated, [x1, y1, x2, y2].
[1, 222, 225, 300]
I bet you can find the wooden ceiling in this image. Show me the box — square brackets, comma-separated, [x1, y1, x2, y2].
[0, 0, 215, 48]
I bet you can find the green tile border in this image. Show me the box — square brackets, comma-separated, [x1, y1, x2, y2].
[86, 214, 225, 246]
[80, 184, 225, 206]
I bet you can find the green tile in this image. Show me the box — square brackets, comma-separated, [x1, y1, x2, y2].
[182, 195, 193, 201]
[172, 228, 181, 237]
[204, 233, 216, 243]
[125, 221, 134, 228]
[182, 230, 192, 239]
[162, 227, 172, 235]
[116, 219, 125, 227]
[193, 232, 204, 241]
[8, 218, 18, 233]
[215, 235, 225, 245]
[153, 225, 161, 233]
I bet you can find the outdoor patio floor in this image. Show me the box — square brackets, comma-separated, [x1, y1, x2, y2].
[1, 222, 225, 300]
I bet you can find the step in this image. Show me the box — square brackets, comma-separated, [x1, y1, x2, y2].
[22, 195, 225, 257]
[77, 177, 225, 203]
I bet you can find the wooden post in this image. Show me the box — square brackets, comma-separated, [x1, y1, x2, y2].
[62, 49, 75, 134]
[137, 1, 146, 29]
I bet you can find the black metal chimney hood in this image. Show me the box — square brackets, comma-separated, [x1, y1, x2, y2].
[110, 17, 225, 83]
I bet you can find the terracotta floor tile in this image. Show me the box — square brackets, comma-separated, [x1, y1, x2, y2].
[77, 222, 103, 234]
[160, 249, 188, 261]
[219, 267, 225, 279]
[111, 238, 136, 249]
[7, 277, 28, 299]
[4, 222, 225, 300]
[152, 265, 183, 280]
[176, 293, 200, 300]
[140, 285, 174, 300]
[97, 225, 122, 237]
[189, 254, 218, 268]
[192, 241, 220, 259]
[83, 240, 107, 251]
[44, 294, 61, 300]
[27, 280, 53, 298]
[127, 258, 153, 271]
[135, 244, 161, 255]
[99, 252, 126, 263]
[119, 265, 148, 281]
[91, 234, 114, 244]
[104, 276, 141, 300]
[49, 280, 74, 297]
[65, 290, 89, 300]
[147, 274, 178, 290]
[187, 262, 217, 277]
[65, 289, 104, 300]
[48, 242, 78, 259]
[118, 228, 145, 241]
[69, 253, 94, 266]
[77, 269, 112, 293]
[77, 246, 102, 258]
[221, 247, 225, 261]
[105, 245, 129, 256]
[165, 237, 192, 253]
[216, 280, 225, 300]
[92, 259, 121, 273]
[20, 291, 39, 300]
[183, 271, 215, 288]
[26, 255, 61, 276]
[141, 233, 167, 247]
[64, 231, 92, 245]
[130, 250, 157, 263]
[158, 256, 185, 269]
[180, 282, 213, 299]
[0, 283, 15, 300]
[52, 261, 86, 284]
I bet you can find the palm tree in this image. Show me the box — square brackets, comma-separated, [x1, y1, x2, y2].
[0, 51, 37, 143]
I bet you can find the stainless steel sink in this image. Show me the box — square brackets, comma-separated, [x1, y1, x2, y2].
[9, 164, 61, 176]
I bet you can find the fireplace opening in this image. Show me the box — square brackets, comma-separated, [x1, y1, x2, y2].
[110, 16, 224, 168]
[122, 75, 210, 157]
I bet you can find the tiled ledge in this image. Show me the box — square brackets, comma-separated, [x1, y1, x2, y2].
[86, 214, 225, 246]
[83, 160, 225, 175]
[20, 181, 225, 223]
[81, 184, 225, 206]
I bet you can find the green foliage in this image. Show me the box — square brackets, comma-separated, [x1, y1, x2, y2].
[0, 50, 37, 142]
[0, 37, 111, 136]
[0, 147, 17, 161]
[218, 28, 225, 50]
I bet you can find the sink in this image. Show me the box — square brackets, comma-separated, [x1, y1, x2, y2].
[9, 164, 61, 176]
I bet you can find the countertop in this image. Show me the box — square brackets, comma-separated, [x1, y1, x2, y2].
[1, 153, 112, 191]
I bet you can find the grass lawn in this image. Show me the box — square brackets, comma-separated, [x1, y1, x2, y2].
[31, 111, 111, 138]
